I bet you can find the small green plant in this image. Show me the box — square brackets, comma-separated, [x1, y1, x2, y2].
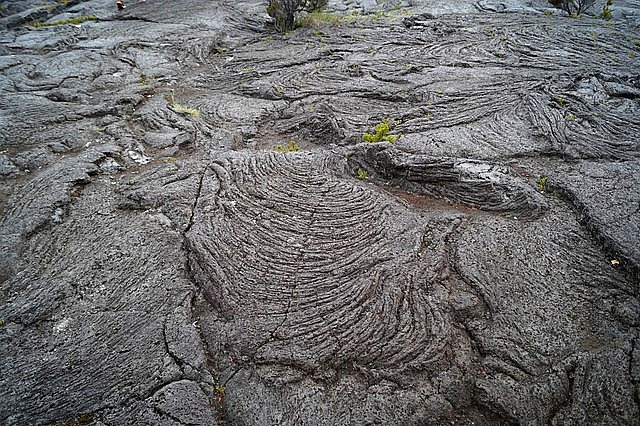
[0, 319, 5, 327]
[171, 102, 200, 117]
[363, 120, 399, 144]
[538, 176, 548, 192]
[357, 168, 367, 180]
[601, 0, 613, 20]
[557, 97, 566, 106]
[214, 384, 226, 402]
[138, 72, 154, 86]
[544, 10, 554, 16]
[567, 113, 576, 121]
[31, 15, 97, 28]
[275, 140, 300, 152]
[341, 10, 361, 23]
[373, 10, 395, 20]
[297, 9, 343, 27]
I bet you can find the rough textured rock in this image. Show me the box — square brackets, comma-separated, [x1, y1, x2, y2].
[0, 0, 639, 425]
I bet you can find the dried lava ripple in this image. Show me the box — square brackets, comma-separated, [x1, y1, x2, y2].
[187, 151, 450, 374]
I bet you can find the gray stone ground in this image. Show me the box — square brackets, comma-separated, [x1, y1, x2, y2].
[0, 0, 639, 424]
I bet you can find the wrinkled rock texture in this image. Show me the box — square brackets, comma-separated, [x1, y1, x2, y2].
[1, 0, 639, 424]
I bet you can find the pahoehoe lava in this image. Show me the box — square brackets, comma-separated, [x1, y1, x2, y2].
[1, 0, 639, 425]
[187, 152, 450, 373]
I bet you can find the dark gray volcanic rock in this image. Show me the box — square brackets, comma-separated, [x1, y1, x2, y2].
[1, 0, 639, 425]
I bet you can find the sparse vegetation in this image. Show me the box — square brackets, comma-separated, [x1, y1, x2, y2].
[297, 9, 342, 27]
[170, 102, 200, 117]
[138, 72, 153, 86]
[601, 0, 613, 20]
[214, 384, 226, 402]
[275, 140, 300, 152]
[357, 168, 368, 180]
[31, 15, 97, 28]
[547, 0, 596, 16]
[0, 319, 5, 327]
[363, 120, 399, 144]
[557, 97, 566, 106]
[538, 176, 548, 192]
[267, 0, 328, 32]
[373, 10, 393, 20]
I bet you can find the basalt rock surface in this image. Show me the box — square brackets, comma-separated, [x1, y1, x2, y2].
[1, 0, 639, 425]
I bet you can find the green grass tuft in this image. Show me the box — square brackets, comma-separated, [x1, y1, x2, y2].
[31, 15, 97, 28]
[171, 102, 200, 117]
[297, 10, 343, 27]
[275, 140, 300, 152]
[538, 176, 548, 192]
[363, 120, 400, 144]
